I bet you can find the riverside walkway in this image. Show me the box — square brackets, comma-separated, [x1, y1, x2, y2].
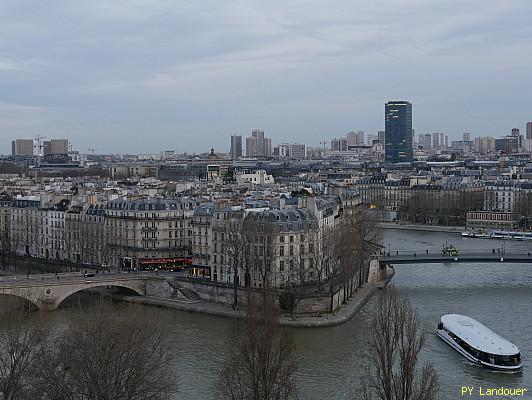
[379, 250, 532, 266]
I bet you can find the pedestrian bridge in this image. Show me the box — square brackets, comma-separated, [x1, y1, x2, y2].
[0, 273, 150, 311]
[379, 250, 532, 266]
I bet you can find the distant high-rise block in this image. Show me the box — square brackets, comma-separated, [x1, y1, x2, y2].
[245, 129, 271, 158]
[419, 133, 432, 150]
[246, 136, 257, 157]
[11, 139, 33, 156]
[366, 134, 377, 146]
[377, 131, 385, 145]
[50, 139, 68, 155]
[463, 132, 471, 142]
[526, 122, 532, 139]
[431, 133, 440, 149]
[385, 101, 413, 162]
[331, 138, 348, 152]
[230, 135, 242, 159]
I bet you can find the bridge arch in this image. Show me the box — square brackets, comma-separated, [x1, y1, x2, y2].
[0, 292, 40, 310]
[53, 281, 145, 310]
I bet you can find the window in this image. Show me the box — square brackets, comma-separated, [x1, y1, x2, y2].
[280, 246, 285, 256]
[280, 261, 284, 271]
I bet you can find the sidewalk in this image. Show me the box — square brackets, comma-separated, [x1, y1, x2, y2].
[115, 273, 393, 328]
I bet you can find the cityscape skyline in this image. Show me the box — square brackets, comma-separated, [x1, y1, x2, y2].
[1, 1, 531, 154]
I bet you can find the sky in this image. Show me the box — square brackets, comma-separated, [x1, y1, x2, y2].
[1, 0, 531, 154]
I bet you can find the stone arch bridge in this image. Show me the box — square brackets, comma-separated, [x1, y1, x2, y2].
[0, 273, 150, 311]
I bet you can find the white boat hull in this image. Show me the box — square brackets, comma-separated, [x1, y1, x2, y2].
[436, 329, 523, 371]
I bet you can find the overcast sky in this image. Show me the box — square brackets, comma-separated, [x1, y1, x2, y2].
[1, 0, 531, 154]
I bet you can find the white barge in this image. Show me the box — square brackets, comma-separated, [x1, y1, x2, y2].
[436, 314, 522, 371]
[461, 230, 532, 241]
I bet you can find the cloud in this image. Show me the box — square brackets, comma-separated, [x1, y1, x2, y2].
[0, 0, 531, 153]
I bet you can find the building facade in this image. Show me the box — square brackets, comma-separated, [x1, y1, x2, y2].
[385, 101, 413, 162]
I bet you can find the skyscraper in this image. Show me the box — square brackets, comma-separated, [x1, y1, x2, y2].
[419, 133, 432, 150]
[230, 135, 242, 159]
[245, 129, 271, 157]
[527, 122, 532, 139]
[463, 132, 471, 142]
[385, 101, 413, 162]
[431, 133, 440, 149]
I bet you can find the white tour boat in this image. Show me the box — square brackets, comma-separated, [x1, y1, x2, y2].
[436, 314, 522, 371]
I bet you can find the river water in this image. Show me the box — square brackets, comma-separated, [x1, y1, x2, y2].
[27, 230, 532, 399]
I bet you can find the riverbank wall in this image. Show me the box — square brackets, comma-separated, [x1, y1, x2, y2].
[379, 222, 464, 233]
[116, 268, 394, 328]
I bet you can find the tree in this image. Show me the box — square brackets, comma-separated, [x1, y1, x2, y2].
[360, 287, 440, 400]
[217, 290, 297, 400]
[349, 207, 382, 288]
[221, 211, 246, 309]
[0, 299, 48, 400]
[32, 301, 177, 400]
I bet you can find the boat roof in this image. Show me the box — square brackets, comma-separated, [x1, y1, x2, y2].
[441, 314, 520, 355]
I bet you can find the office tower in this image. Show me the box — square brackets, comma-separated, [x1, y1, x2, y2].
[384, 101, 413, 162]
[439, 133, 445, 149]
[277, 143, 307, 159]
[511, 128, 522, 149]
[252, 129, 265, 157]
[355, 131, 365, 145]
[49, 139, 68, 155]
[331, 138, 348, 152]
[431, 133, 440, 149]
[230, 135, 242, 159]
[527, 122, 532, 139]
[347, 130, 365, 145]
[419, 133, 432, 150]
[346, 131, 356, 146]
[475, 137, 495, 155]
[463, 132, 471, 142]
[245, 129, 271, 157]
[11, 139, 34, 156]
[264, 138, 272, 157]
[377, 131, 385, 145]
[444, 135, 448, 149]
[246, 136, 257, 157]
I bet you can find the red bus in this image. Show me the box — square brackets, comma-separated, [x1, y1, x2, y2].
[138, 257, 193, 272]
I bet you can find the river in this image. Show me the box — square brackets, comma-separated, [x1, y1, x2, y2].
[23, 230, 532, 399]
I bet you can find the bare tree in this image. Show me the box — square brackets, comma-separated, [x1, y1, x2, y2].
[217, 289, 297, 400]
[360, 287, 440, 400]
[221, 211, 246, 309]
[308, 225, 335, 291]
[0, 299, 48, 400]
[32, 301, 177, 400]
[349, 207, 382, 288]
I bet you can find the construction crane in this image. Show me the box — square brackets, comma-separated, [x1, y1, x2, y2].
[33, 135, 48, 157]
[88, 148, 102, 154]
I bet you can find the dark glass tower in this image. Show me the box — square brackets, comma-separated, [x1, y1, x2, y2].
[385, 101, 413, 162]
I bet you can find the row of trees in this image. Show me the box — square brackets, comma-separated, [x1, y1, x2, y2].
[0, 300, 176, 400]
[216, 285, 441, 400]
[0, 288, 440, 400]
